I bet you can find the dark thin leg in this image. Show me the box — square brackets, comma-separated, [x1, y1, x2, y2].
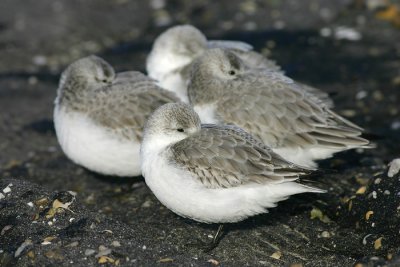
[212, 225, 224, 245]
[185, 224, 226, 252]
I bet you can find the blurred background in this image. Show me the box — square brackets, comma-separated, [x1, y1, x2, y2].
[1, 0, 400, 266]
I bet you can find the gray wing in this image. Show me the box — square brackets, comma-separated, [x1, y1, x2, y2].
[207, 40, 253, 51]
[230, 51, 334, 107]
[169, 124, 310, 189]
[232, 51, 334, 107]
[88, 71, 179, 141]
[216, 71, 368, 150]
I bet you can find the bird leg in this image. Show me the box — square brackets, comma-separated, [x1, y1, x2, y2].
[186, 224, 225, 252]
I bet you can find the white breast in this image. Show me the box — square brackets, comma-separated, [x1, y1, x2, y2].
[141, 137, 318, 223]
[146, 50, 192, 103]
[54, 106, 141, 177]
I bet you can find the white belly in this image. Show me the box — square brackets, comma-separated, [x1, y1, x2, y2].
[146, 51, 191, 103]
[157, 73, 189, 103]
[141, 144, 317, 223]
[273, 146, 339, 168]
[54, 106, 141, 177]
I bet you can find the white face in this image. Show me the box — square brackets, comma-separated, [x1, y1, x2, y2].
[144, 103, 201, 143]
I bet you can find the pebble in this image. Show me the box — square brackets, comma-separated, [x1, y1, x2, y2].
[95, 245, 112, 258]
[84, 249, 96, 256]
[3, 185, 12, 194]
[388, 158, 400, 177]
[65, 241, 79, 247]
[1, 225, 12, 235]
[333, 26, 362, 41]
[111, 241, 121, 247]
[391, 121, 400, 130]
[32, 55, 48, 66]
[356, 90, 368, 100]
[141, 200, 152, 208]
[14, 239, 33, 257]
[321, 231, 331, 238]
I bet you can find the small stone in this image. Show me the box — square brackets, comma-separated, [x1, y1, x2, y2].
[111, 241, 121, 247]
[356, 186, 367, 194]
[321, 231, 331, 238]
[84, 249, 96, 256]
[3, 186, 11, 194]
[270, 251, 282, 259]
[141, 200, 152, 208]
[98, 256, 114, 264]
[374, 237, 383, 250]
[96, 245, 112, 258]
[356, 90, 368, 100]
[1, 225, 12, 235]
[365, 211, 374, 220]
[14, 239, 33, 257]
[208, 259, 220, 266]
[65, 241, 79, 247]
[388, 158, 400, 177]
[391, 121, 400, 130]
[32, 55, 48, 66]
[158, 258, 174, 263]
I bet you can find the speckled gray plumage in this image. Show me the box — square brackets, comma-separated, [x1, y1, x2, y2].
[188, 49, 369, 152]
[145, 103, 314, 190]
[56, 55, 179, 141]
[169, 123, 312, 189]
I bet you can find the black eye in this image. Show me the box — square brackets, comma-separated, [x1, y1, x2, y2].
[177, 128, 184, 132]
[228, 70, 236, 76]
[102, 79, 108, 83]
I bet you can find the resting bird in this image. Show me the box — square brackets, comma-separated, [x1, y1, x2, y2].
[187, 49, 370, 168]
[54, 55, 179, 176]
[141, 103, 324, 225]
[146, 24, 283, 103]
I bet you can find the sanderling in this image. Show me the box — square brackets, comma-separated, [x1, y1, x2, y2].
[187, 49, 371, 168]
[146, 24, 281, 103]
[141, 103, 324, 247]
[54, 55, 179, 176]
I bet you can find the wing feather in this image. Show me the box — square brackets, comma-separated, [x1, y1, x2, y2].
[88, 71, 179, 141]
[169, 124, 310, 189]
[216, 71, 369, 150]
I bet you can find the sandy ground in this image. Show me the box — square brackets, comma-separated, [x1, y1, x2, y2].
[1, 0, 400, 266]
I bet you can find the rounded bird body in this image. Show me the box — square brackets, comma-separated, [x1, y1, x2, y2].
[141, 103, 324, 223]
[54, 55, 179, 176]
[146, 24, 282, 104]
[187, 49, 371, 168]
